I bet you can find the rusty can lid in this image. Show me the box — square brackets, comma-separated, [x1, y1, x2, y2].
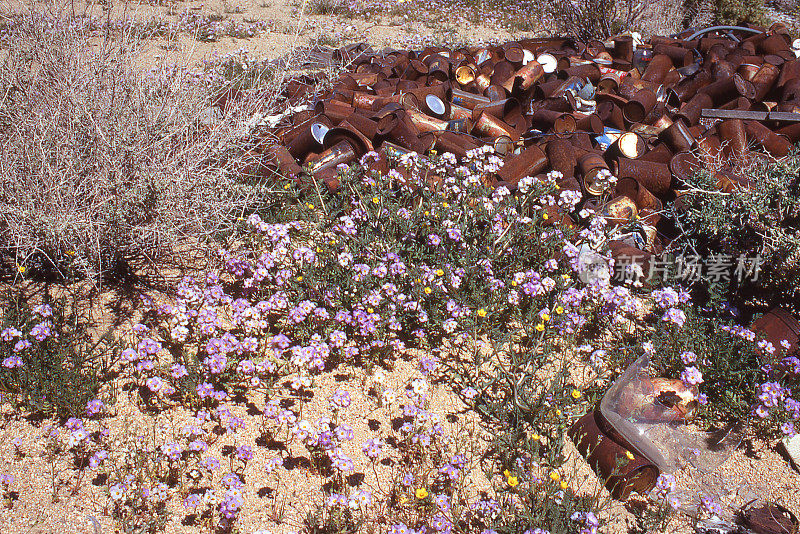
[669, 151, 700, 182]
[537, 53, 558, 73]
[425, 94, 447, 116]
[493, 136, 514, 156]
[311, 122, 329, 145]
[522, 48, 536, 65]
[504, 45, 525, 64]
[454, 64, 476, 85]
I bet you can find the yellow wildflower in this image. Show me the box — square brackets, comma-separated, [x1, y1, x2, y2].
[296, 276, 303, 282]
[415, 488, 429, 499]
[435, 269, 444, 276]
[535, 323, 545, 332]
[541, 313, 551, 322]
[555, 306, 564, 314]
[477, 308, 487, 318]
[508, 476, 519, 487]
[530, 433, 540, 441]
[372, 196, 380, 204]
[542, 213, 549, 220]
[503, 469, 511, 478]
[368, 308, 374, 314]
[571, 389, 582, 399]
[625, 450, 634, 460]
[16, 264, 25, 274]
[560, 480, 568, 490]
[424, 287, 432, 295]
[550, 471, 560, 482]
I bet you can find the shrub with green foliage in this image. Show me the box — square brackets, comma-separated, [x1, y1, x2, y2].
[670, 149, 800, 317]
[715, 0, 766, 24]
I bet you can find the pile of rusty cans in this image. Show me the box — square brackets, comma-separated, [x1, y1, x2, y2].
[267, 23, 800, 276]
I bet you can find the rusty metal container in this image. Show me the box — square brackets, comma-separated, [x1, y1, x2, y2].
[718, 119, 750, 162]
[306, 139, 358, 175]
[568, 411, 659, 500]
[502, 61, 545, 93]
[659, 120, 696, 152]
[744, 120, 792, 158]
[579, 152, 612, 196]
[750, 308, 800, 361]
[496, 144, 548, 186]
[623, 88, 657, 123]
[546, 138, 577, 178]
[615, 158, 673, 196]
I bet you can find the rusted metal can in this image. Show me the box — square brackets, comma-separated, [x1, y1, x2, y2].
[530, 108, 577, 133]
[659, 120, 696, 152]
[496, 144, 548, 186]
[450, 88, 491, 110]
[265, 144, 308, 184]
[603, 196, 638, 226]
[718, 119, 750, 162]
[546, 138, 577, 178]
[623, 88, 657, 123]
[751, 308, 800, 361]
[615, 158, 673, 195]
[306, 140, 358, 175]
[606, 132, 647, 161]
[501, 60, 544, 93]
[568, 411, 659, 500]
[455, 64, 477, 85]
[472, 109, 518, 139]
[578, 152, 612, 196]
[613, 36, 634, 63]
[675, 92, 713, 125]
[285, 117, 333, 158]
[315, 99, 356, 125]
[615, 177, 663, 211]
[744, 119, 792, 158]
[640, 54, 674, 84]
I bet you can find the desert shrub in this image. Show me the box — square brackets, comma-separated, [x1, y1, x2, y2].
[0, 294, 116, 418]
[0, 12, 279, 285]
[715, 0, 766, 24]
[540, 0, 656, 39]
[309, 0, 348, 15]
[670, 149, 800, 317]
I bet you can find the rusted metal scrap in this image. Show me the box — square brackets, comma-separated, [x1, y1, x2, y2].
[262, 22, 799, 278]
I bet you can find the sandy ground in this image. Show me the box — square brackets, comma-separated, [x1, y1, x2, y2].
[3, 0, 535, 69]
